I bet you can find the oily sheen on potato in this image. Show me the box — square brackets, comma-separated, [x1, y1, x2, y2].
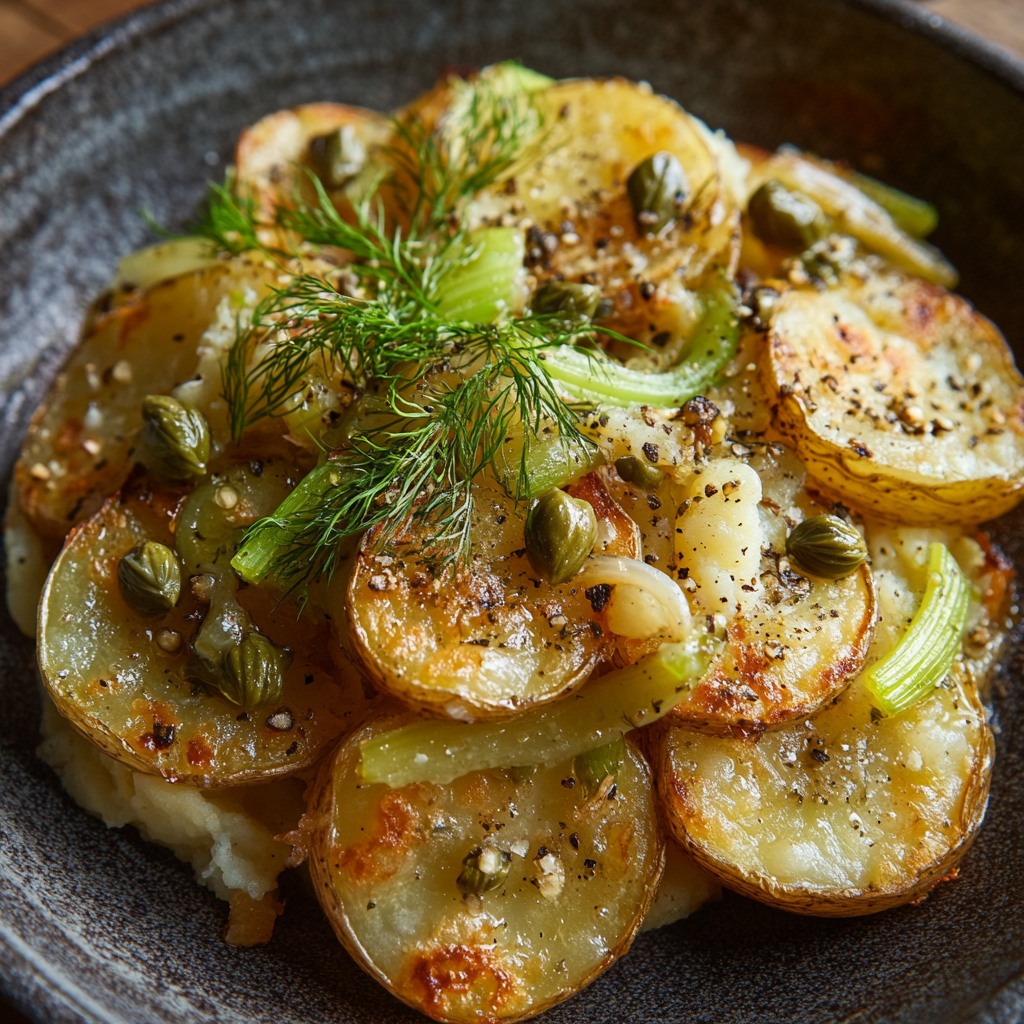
[764, 262, 1024, 524]
[604, 442, 876, 733]
[40, 470, 370, 785]
[301, 708, 664, 1023]
[15, 259, 274, 539]
[656, 666, 993, 916]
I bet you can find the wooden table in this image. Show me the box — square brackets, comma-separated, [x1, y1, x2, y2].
[1, 0, 1024, 86]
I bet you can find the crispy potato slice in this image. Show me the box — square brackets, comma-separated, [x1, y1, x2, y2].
[16, 259, 274, 540]
[300, 707, 664, 1023]
[656, 666, 993, 916]
[468, 77, 739, 348]
[235, 102, 391, 226]
[346, 484, 606, 721]
[39, 469, 370, 785]
[764, 264, 1024, 524]
[603, 443, 876, 732]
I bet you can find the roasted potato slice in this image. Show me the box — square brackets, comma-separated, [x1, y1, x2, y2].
[604, 442, 876, 732]
[656, 665, 993, 916]
[300, 707, 664, 1022]
[16, 259, 274, 539]
[346, 483, 606, 721]
[235, 102, 391, 227]
[39, 468, 370, 785]
[764, 263, 1024, 524]
[467, 77, 739, 349]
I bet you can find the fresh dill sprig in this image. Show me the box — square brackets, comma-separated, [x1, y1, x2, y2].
[241, 315, 599, 585]
[209, 66, 617, 584]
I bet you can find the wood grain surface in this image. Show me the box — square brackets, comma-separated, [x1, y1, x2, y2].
[1, 0, 1024, 86]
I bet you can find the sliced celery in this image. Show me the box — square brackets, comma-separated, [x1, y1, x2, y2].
[767, 153, 957, 287]
[544, 278, 739, 408]
[866, 543, 970, 716]
[494, 428, 603, 499]
[848, 172, 939, 239]
[359, 633, 719, 788]
[434, 227, 525, 324]
[231, 461, 342, 585]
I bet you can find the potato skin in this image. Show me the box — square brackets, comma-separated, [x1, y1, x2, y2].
[763, 265, 1024, 525]
[15, 260, 273, 540]
[301, 705, 664, 1022]
[654, 670, 994, 917]
[39, 471, 371, 786]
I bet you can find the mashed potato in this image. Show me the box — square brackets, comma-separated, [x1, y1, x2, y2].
[37, 695, 306, 945]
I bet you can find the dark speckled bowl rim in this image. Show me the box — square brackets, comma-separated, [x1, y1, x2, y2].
[2, 0, 1024, 1021]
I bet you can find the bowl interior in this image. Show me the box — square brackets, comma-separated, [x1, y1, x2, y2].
[1, 1, 1023, 1022]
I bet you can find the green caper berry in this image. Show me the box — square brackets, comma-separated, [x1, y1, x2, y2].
[575, 738, 625, 796]
[140, 395, 210, 480]
[309, 124, 367, 189]
[627, 152, 689, 232]
[117, 541, 182, 617]
[748, 180, 829, 251]
[615, 455, 663, 491]
[220, 632, 289, 709]
[524, 489, 597, 586]
[456, 846, 511, 895]
[786, 514, 868, 580]
[530, 280, 602, 321]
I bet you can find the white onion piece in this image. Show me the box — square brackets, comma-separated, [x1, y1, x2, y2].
[579, 556, 692, 641]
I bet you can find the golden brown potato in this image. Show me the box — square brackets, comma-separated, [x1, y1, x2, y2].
[16, 259, 274, 540]
[299, 707, 664, 1022]
[655, 666, 993, 916]
[467, 76, 740, 351]
[763, 262, 1024, 524]
[346, 483, 605, 721]
[234, 101, 391, 227]
[604, 442, 876, 733]
[39, 468, 370, 785]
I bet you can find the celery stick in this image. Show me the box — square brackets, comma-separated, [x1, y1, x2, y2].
[359, 634, 719, 788]
[866, 543, 970, 716]
[495, 429, 603, 499]
[231, 461, 342, 584]
[435, 228, 525, 324]
[544, 278, 739, 408]
[848, 172, 939, 239]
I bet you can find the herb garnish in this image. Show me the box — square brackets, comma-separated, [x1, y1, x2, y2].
[191, 66, 606, 588]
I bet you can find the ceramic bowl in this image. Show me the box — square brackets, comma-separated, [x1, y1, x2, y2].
[1, 1, 1022, 1021]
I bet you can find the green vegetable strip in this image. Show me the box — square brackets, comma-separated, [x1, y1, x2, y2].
[866, 543, 970, 716]
[434, 227, 525, 324]
[359, 633, 719, 788]
[231, 462, 342, 585]
[848, 172, 939, 240]
[495, 430, 603, 499]
[544, 278, 739, 408]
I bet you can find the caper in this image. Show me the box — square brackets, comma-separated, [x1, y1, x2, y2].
[530, 280, 601, 322]
[627, 152, 689, 233]
[786, 514, 868, 580]
[615, 455, 663, 491]
[117, 541, 182, 617]
[748, 180, 829, 251]
[309, 124, 367, 189]
[220, 632, 289, 709]
[509, 764, 537, 783]
[140, 395, 210, 480]
[575, 738, 625, 796]
[456, 846, 511, 895]
[524, 489, 597, 586]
